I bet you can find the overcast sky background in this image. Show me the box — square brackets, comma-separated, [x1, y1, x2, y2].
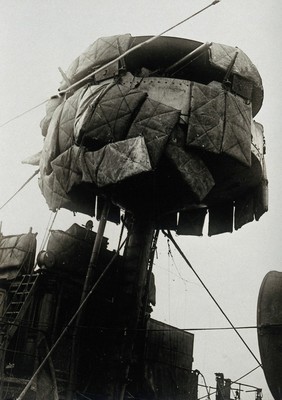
[1, 0, 282, 398]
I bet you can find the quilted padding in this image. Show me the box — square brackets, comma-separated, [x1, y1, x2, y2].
[60, 34, 131, 90]
[187, 82, 252, 166]
[0, 233, 37, 280]
[127, 98, 180, 167]
[165, 141, 215, 201]
[78, 84, 147, 149]
[37, 35, 267, 234]
[209, 43, 263, 89]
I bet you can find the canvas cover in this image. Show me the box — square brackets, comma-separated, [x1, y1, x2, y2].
[187, 82, 252, 167]
[209, 43, 263, 90]
[0, 232, 37, 280]
[60, 34, 132, 90]
[38, 35, 267, 235]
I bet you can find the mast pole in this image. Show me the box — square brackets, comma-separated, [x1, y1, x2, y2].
[66, 199, 110, 400]
[111, 215, 156, 400]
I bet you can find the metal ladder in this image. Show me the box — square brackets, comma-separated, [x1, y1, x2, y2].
[1, 273, 40, 344]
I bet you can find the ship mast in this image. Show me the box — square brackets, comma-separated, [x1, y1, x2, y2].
[66, 200, 111, 399]
[111, 215, 156, 399]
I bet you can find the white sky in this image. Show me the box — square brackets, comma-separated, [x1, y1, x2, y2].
[1, 0, 282, 398]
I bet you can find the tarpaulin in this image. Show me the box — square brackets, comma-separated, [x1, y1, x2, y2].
[156, 212, 178, 231]
[37, 35, 267, 234]
[187, 82, 252, 166]
[53, 136, 152, 188]
[177, 208, 207, 236]
[0, 233, 37, 280]
[223, 92, 252, 166]
[254, 158, 268, 221]
[74, 84, 108, 140]
[209, 43, 263, 90]
[76, 83, 147, 149]
[234, 191, 255, 230]
[40, 96, 64, 138]
[60, 34, 132, 90]
[39, 87, 91, 211]
[39, 79, 181, 211]
[40, 87, 85, 179]
[208, 202, 234, 236]
[251, 120, 265, 163]
[165, 142, 215, 201]
[187, 83, 225, 153]
[127, 98, 180, 167]
[81, 136, 152, 187]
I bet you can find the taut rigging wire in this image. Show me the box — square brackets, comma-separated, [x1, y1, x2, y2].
[0, 100, 48, 129]
[162, 230, 262, 367]
[16, 232, 128, 400]
[0, 0, 221, 129]
[39, 210, 58, 251]
[0, 169, 39, 211]
[0, 316, 275, 333]
[232, 364, 262, 386]
[59, 0, 221, 96]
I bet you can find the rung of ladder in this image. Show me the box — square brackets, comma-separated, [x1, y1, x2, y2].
[0, 274, 40, 345]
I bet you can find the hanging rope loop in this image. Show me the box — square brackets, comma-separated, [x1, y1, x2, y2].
[162, 229, 262, 367]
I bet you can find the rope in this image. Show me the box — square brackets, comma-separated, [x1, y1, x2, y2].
[166, 239, 172, 324]
[162, 230, 262, 367]
[39, 210, 58, 251]
[60, 1, 221, 95]
[166, 238, 189, 287]
[16, 234, 128, 400]
[231, 364, 262, 386]
[199, 371, 211, 399]
[0, 169, 39, 211]
[76, 392, 93, 400]
[156, 262, 200, 287]
[0, 318, 274, 333]
[0, 100, 48, 129]
[0, 1, 221, 130]
[183, 325, 259, 331]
